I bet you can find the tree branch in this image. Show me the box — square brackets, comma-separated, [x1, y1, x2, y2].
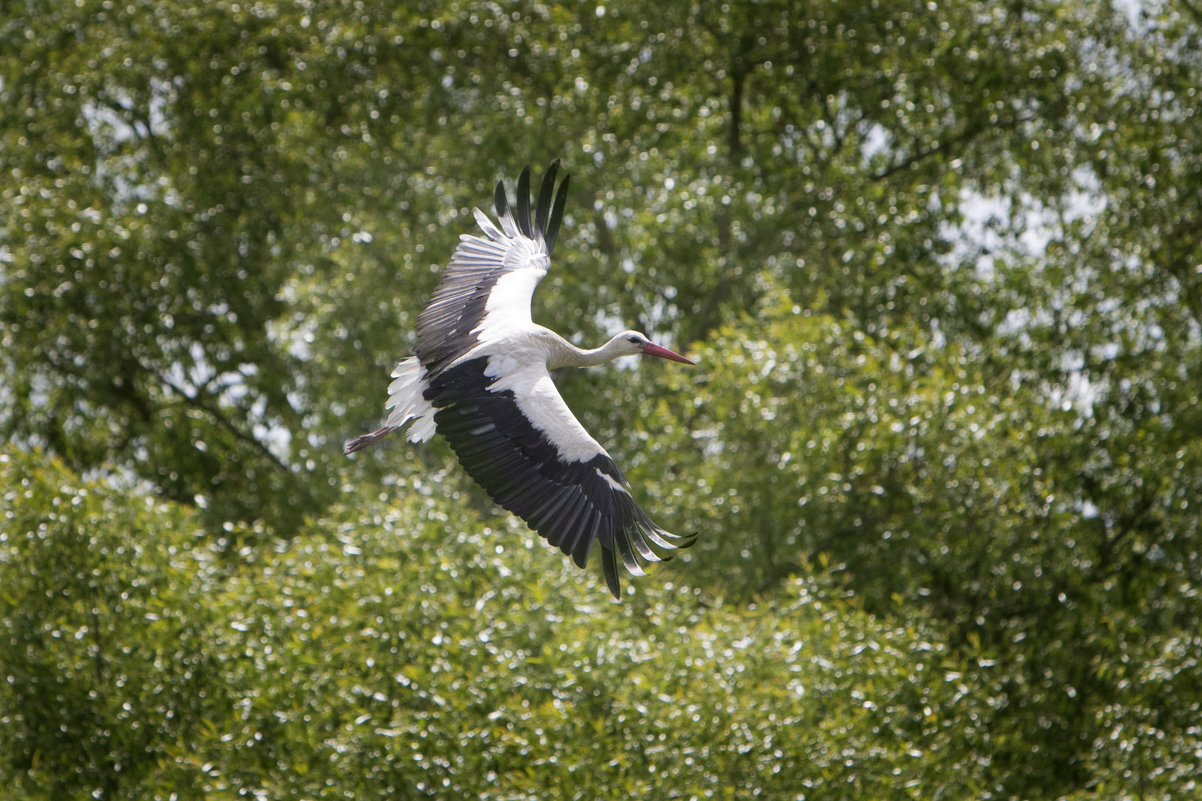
[155, 371, 292, 474]
[872, 113, 1037, 182]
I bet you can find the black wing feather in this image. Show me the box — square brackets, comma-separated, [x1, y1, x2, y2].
[534, 160, 559, 238]
[515, 166, 533, 238]
[544, 175, 569, 255]
[493, 178, 510, 227]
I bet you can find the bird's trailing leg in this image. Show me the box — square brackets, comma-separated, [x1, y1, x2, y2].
[344, 425, 399, 454]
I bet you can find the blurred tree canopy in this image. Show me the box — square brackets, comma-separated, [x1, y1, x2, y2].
[3, 0, 1202, 798]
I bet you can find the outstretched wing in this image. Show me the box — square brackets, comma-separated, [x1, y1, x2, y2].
[425, 355, 696, 599]
[415, 162, 570, 377]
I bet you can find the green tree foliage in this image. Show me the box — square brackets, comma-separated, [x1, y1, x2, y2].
[0, 450, 223, 798]
[649, 300, 1202, 791]
[0, 449, 1032, 799]
[3, 0, 1202, 798]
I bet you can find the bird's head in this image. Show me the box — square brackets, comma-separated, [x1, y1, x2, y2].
[619, 331, 695, 364]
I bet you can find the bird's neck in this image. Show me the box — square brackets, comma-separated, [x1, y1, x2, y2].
[550, 333, 628, 369]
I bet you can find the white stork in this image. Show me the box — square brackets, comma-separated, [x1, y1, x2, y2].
[346, 162, 696, 598]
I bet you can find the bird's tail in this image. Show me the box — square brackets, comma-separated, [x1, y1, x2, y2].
[344, 357, 437, 455]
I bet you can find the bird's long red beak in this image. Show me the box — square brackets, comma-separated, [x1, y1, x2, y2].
[642, 341, 695, 365]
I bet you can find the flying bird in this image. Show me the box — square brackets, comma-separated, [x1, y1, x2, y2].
[346, 162, 696, 598]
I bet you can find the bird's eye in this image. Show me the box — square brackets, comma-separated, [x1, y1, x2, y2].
[627, 335, 641, 344]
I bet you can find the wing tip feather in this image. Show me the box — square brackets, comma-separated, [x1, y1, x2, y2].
[602, 544, 622, 599]
[516, 166, 533, 237]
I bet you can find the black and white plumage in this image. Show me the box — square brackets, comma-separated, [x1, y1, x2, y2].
[346, 162, 696, 598]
